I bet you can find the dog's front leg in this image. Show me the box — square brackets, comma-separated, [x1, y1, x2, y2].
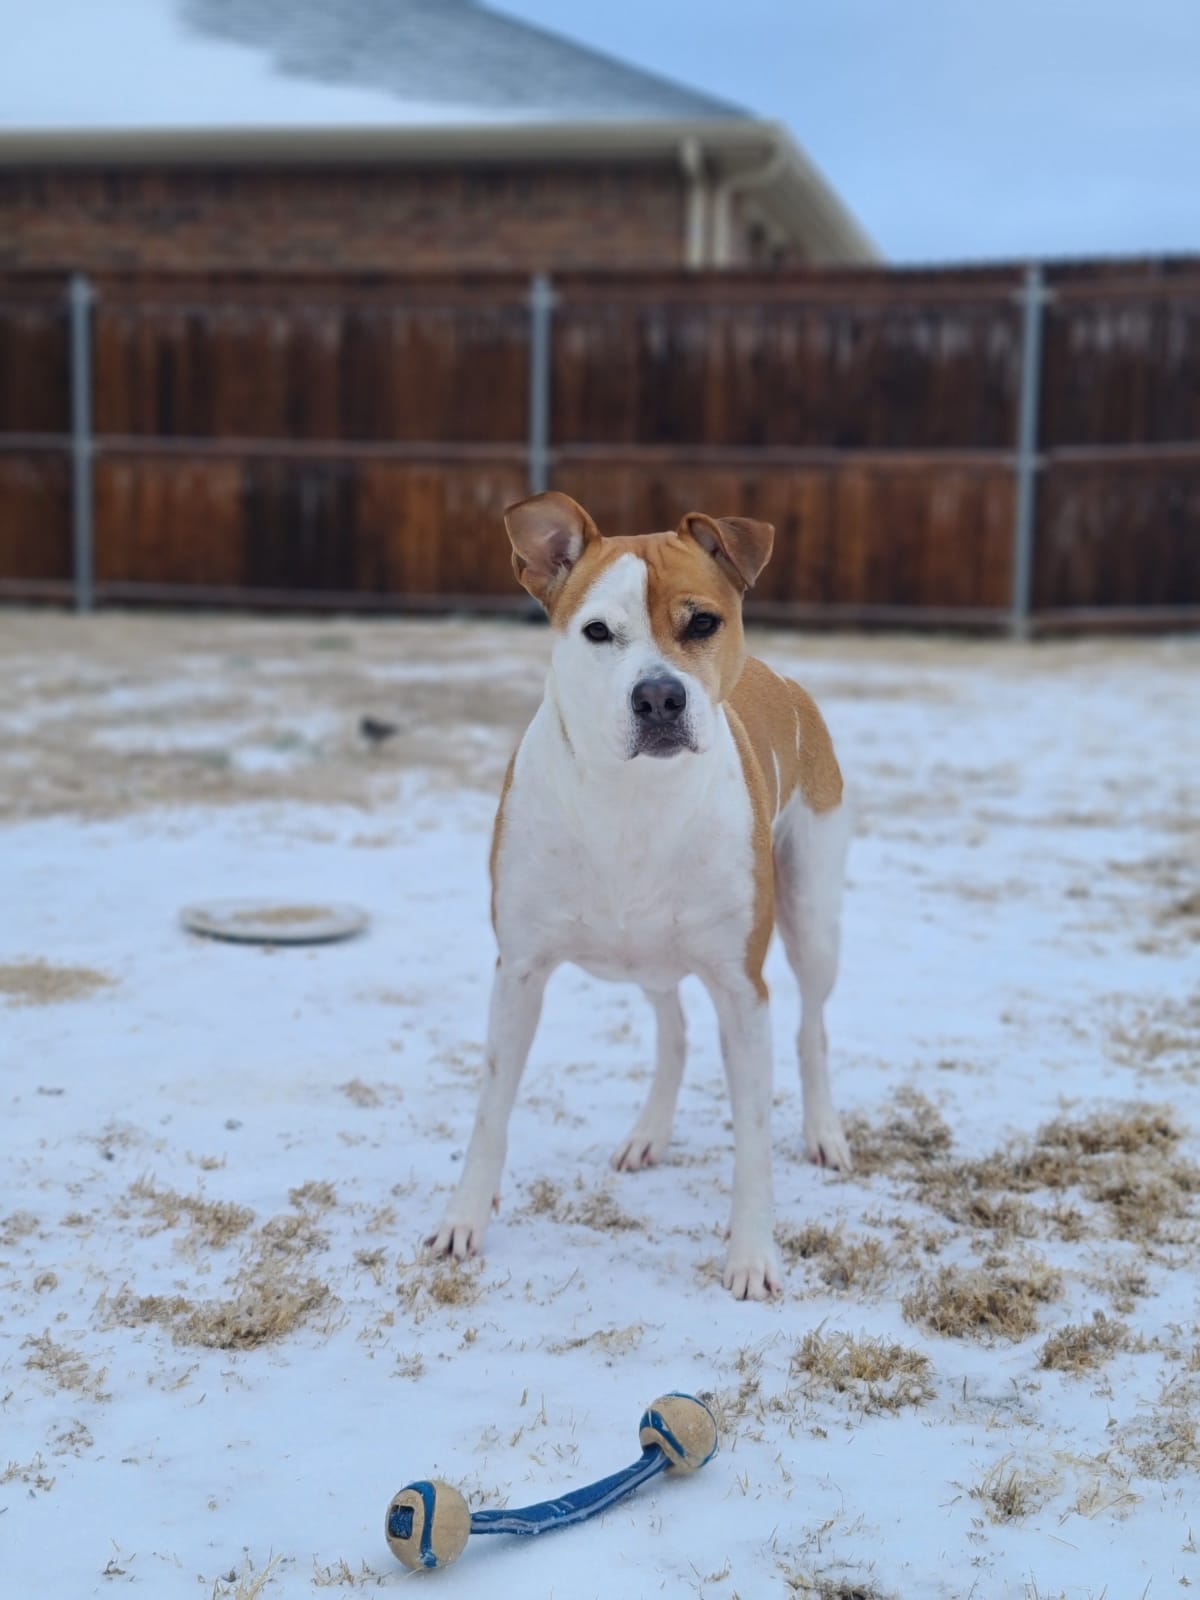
[427, 959, 547, 1260]
[704, 975, 782, 1300]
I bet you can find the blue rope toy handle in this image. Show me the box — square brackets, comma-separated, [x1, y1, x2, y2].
[385, 1393, 718, 1571]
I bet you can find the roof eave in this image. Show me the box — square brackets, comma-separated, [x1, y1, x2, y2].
[0, 117, 777, 167]
[748, 125, 880, 264]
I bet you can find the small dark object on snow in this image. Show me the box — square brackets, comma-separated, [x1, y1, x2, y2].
[360, 715, 400, 746]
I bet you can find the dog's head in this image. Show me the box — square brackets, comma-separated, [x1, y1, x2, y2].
[505, 491, 773, 764]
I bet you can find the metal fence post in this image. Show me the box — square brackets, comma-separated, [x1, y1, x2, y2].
[1010, 263, 1046, 639]
[527, 272, 555, 496]
[68, 272, 95, 612]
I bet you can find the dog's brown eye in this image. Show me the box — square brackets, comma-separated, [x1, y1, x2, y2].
[583, 621, 612, 643]
[686, 612, 721, 640]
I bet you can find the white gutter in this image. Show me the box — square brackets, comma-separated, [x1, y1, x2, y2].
[678, 135, 710, 268]
[710, 133, 790, 266]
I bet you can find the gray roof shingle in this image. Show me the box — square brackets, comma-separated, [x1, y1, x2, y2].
[183, 0, 746, 121]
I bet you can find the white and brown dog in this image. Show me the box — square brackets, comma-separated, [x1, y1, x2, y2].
[428, 491, 851, 1299]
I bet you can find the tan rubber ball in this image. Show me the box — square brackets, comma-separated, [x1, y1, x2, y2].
[638, 1394, 719, 1473]
[384, 1478, 471, 1571]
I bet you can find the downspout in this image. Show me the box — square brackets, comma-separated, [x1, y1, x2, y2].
[710, 130, 789, 267]
[679, 136, 709, 268]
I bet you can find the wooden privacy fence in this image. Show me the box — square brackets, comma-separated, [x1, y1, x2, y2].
[1, 259, 1198, 631]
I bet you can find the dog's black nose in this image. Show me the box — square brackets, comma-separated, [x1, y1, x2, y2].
[631, 674, 687, 725]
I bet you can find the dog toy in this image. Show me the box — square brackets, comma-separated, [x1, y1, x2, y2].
[384, 1392, 717, 1572]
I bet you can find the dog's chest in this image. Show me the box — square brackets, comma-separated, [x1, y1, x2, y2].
[497, 715, 758, 986]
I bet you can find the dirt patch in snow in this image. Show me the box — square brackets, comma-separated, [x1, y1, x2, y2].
[0, 959, 115, 1006]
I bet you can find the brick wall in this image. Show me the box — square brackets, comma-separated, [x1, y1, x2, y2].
[0, 162, 696, 273]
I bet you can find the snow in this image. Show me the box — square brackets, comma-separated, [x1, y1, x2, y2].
[0, 0, 540, 132]
[2, 615, 1199, 1599]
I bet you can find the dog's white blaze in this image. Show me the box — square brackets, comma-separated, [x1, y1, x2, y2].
[550, 553, 714, 764]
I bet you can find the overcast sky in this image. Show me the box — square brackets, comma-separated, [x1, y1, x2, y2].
[497, 0, 1200, 263]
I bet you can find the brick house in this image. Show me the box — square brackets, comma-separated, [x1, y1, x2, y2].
[0, 0, 876, 273]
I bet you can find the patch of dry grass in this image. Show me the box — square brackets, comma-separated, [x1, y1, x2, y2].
[783, 1572, 893, 1600]
[1117, 1373, 1200, 1480]
[1039, 1312, 1131, 1374]
[339, 1079, 382, 1108]
[1110, 995, 1200, 1073]
[0, 959, 115, 1006]
[841, 1089, 952, 1177]
[128, 1176, 255, 1250]
[22, 1331, 110, 1401]
[1, 1451, 56, 1493]
[547, 1324, 645, 1360]
[524, 1177, 562, 1214]
[969, 1456, 1051, 1522]
[181, 1280, 330, 1350]
[563, 1189, 642, 1233]
[777, 1224, 887, 1292]
[288, 1180, 337, 1210]
[210, 1554, 282, 1598]
[256, 1211, 329, 1262]
[104, 1274, 331, 1351]
[311, 1557, 389, 1588]
[399, 1260, 484, 1315]
[902, 1257, 1062, 1341]
[916, 1106, 1197, 1244]
[102, 1199, 335, 1349]
[790, 1330, 935, 1413]
[1, 1209, 39, 1248]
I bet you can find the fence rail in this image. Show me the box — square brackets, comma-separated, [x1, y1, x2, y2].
[1, 259, 1198, 631]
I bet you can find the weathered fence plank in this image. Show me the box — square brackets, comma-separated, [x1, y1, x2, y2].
[0, 261, 1197, 625]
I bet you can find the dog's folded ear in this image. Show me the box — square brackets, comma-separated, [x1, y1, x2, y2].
[504, 491, 600, 607]
[678, 512, 774, 591]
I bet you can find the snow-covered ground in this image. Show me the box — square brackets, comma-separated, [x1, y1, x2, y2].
[2, 612, 1198, 1600]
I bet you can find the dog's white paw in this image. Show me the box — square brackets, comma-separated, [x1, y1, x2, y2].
[611, 1119, 672, 1172]
[425, 1199, 495, 1261]
[723, 1239, 783, 1301]
[804, 1107, 853, 1173]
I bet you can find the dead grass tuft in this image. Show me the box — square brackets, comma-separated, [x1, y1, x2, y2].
[783, 1572, 892, 1599]
[525, 1177, 562, 1214]
[128, 1176, 254, 1250]
[22, 1331, 110, 1401]
[102, 1200, 335, 1349]
[311, 1557, 389, 1588]
[791, 1329, 935, 1413]
[1039, 1311, 1130, 1374]
[564, 1189, 643, 1233]
[400, 1260, 484, 1314]
[1, 1209, 39, 1247]
[777, 1224, 887, 1291]
[902, 1257, 1061, 1341]
[339, 1078, 382, 1108]
[1118, 1373, 1200, 1479]
[841, 1089, 952, 1177]
[915, 1105, 1197, 1244]
[1, 1451, 56, 1493]
[0, 959, 115, 1006]
[104, 1273, 330, 1350]
[210, 1553, 282, 1599]
[547, 1324, 645, 1360]
[969, 1456, 1048, 1522]
[256, 1211, 329, 1262]
[288, 1180, 337, 1210]
[180, 1278, 330, 1350]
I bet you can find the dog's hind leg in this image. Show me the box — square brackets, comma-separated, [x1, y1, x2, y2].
[611, 986, 686, 1172]
[773, 800, 853, 1171]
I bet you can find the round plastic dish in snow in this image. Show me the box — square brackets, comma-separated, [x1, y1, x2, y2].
[180, 900, 368, 945]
